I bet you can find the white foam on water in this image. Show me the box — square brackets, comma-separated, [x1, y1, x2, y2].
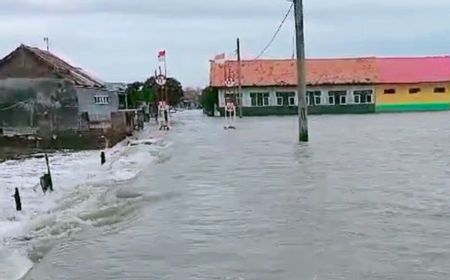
[0, 123, 171, 279]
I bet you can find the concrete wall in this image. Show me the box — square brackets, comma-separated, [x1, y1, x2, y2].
[376, 83, 450, 112]
[76, 87, 119, 121]
[0, 78, 79, 134]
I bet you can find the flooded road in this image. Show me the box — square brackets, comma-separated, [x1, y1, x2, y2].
[23, 111, 450, 279]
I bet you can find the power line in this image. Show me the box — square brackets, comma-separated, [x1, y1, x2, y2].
[255, 2, 294, 60]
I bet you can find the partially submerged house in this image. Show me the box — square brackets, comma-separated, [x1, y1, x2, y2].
[375, 57, 450, 112]
[210, 58, 377, 116]
[0, 44, 122, 135]
[209, 56, 450, 116]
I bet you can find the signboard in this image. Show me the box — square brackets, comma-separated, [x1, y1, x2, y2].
[224, 78, 235, 88]
[155, 74, 167, 86]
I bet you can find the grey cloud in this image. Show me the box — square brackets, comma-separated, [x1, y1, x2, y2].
[0, 0, 448, 86]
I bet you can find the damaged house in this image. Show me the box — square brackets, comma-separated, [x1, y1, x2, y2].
[0, 44, 133, 151]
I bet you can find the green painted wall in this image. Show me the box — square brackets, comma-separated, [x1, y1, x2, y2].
[218, 104, 375, 116]
[376, 102, 450, 112]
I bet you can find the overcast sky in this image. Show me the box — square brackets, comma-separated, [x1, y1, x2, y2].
[0, 0, 449, 87]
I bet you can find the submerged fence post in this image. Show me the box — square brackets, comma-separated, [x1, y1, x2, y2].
[40, 153, 53, 193]
[101, 151, 106, 165]
[13, 187, 22, 211]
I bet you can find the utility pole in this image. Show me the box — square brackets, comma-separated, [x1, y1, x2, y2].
[293, 0, 309, 142]
[236, 38, 243, 118]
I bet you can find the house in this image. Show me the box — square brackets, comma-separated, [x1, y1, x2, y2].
[210, 58, 377, 116]
[375, 56, 450, 112]
[209, 56, 450, 116]
[0, 44, 121, 134]
[182, 87, 201, 109]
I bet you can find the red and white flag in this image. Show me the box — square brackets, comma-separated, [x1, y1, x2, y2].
[158, 50, 166, 62]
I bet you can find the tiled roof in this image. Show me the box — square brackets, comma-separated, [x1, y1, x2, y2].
[210, 56, 450, 87]
[24, 45, 105, 88]
[377, 56, 450, 84]
[210, 58, 378, 87]
[0, 44, 104, 88]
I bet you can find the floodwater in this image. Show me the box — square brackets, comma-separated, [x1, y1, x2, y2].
[16, 111, 450, 279]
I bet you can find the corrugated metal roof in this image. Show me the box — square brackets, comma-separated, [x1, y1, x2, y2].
[210, 56, 450, 87]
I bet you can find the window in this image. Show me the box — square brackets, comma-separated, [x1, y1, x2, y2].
[409, 88, 421, 94]
[276, 93, 283, 106]
[276, 92, 296, 106]
[384, 89, 396, 94]
[314, 92, 321, 105]
[288, 93, 295, 106]
[250, 92, 270, 107]
[328, 90, 346, 105]
[328, 95, 335, 105]
[306, 96, 310, 106]
[307, 91, 321, 106]
[94, 95, 110, 105]
[434, 87, 446, 93]
[250, 93, 257, 106]
[353, 90, 374, 104]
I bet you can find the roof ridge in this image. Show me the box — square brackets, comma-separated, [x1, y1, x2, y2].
[20, 45, 104, 87]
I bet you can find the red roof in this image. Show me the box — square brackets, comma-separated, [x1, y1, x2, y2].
[210, 56, 450, 87]
[377, 56, 450, 84]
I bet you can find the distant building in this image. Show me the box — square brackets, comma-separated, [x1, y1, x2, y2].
[105, 82, 128, 109]
[182, 87, 201, 109]
[0, 44, 121, 134]
[375, 57, 450, 112]
[209, 56, 450, 116]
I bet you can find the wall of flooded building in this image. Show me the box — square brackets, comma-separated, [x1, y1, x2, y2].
[0, 78, 80, 136]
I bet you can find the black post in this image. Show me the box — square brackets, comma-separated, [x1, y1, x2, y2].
[101, 151, 106, 165]
[13, 188, 22, 211]
[44, 154, 53, 192]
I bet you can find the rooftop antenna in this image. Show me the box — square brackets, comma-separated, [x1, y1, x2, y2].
[43, 37, 49, 52]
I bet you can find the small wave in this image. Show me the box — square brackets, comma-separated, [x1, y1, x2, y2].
[116, 190, 143, 199]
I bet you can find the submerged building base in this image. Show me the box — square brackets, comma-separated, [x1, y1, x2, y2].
[218, 104, 376, 116]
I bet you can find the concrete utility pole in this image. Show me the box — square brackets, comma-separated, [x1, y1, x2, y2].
[293, 0, 309, 142]
[236, 38, 243, 118]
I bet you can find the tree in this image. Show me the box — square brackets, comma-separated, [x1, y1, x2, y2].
[125, 76, 184, 109]
[144, 76, 183, 106]
[200, 86, 218, 116]
[125, 81, 143, 108]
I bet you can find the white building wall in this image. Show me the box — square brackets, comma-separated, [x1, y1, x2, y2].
[218, 85, 375, 107]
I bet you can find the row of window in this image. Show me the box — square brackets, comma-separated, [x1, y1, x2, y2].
[384, 87, 447, 94]
[245, 90, 373, 107]
[94, 95, 111, 105]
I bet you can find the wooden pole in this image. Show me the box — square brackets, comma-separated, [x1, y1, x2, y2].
[294, 0, 309, 142]
[44, 153, 53, 192]
[13, 188, 22, 211]
[237, 38, 243, 118]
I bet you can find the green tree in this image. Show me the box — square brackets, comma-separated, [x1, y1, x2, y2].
[125, 81, 143, 108]
[125, 76, 183, 109]
[200, 86, 218, 116]
[144, 77, 183, 106]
